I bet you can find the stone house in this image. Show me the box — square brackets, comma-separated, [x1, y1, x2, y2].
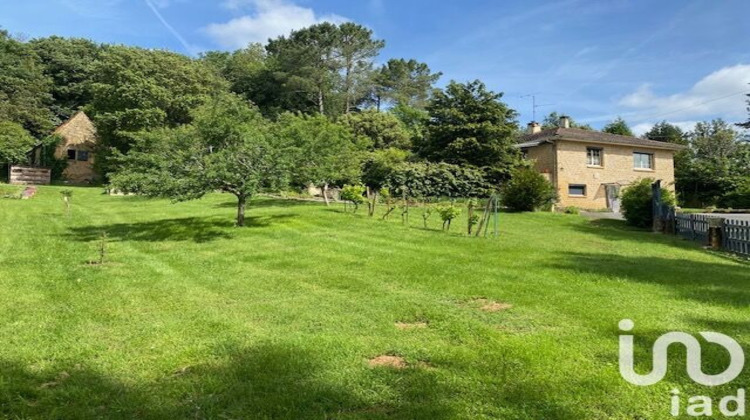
[53, 112, 99, 184]
[517, 116, 684, 211]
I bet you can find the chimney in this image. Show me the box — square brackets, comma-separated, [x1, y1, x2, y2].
[559, 115, 571, 129]
[527, 122, 541, 134]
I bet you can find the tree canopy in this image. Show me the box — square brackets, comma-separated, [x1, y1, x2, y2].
[418, 80, 521, 183]
[602, 117, 634, 137]
[110, 94, 288, 226]
[541, 112, 592, 130]
[0, 121, 36, 165]
[0, 30, 53, 137]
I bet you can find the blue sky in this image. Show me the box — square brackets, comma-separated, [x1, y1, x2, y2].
[2, 0, 749, 133]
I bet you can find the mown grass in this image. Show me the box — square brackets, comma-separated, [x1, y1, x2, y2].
[0, 186, 748, 419]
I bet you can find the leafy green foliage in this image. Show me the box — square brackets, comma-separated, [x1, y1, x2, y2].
[361, 148, 409, 190]
[602, 117, 634, 136]
[676, 119, 748, 207]
[275, 113, 363, 191]
[500, 168, 557, 212]
[0, 121, 36, 164]
[541, 112, 592, 130]
[738, 91, 750, 129]
[339, 110, 411, 150]
[0, 31, 53, 136]
[373, 58, 441, 110]
[110, 94, 288, 226]
[89, 45, 227, 175]
[436, 204, 461, 231]
[340, 185, 366, 212]
[266, 22, 383, 117]
[644, 121, 687, 144]
[419, 80, 521, 183]
[620, 178, 675, 228]
[29, 36, 102, 122]
[385, 161, 492, 199]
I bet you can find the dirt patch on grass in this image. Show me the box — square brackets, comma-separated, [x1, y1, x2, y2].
[394, 321, 428, 330]
[471, 298, 513, 313]
[368, 355, 407, 369]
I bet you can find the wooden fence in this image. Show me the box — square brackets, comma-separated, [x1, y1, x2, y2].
[675, 213, 710, 243]
[9, 166, 51, 185]
[723, 219, 750, 256]
[673, 213, 750, 257]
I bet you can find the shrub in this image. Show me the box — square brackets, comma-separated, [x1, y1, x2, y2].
[620, 178, 675, 228]
[564, 206, 580, 215]
[436, 204, 461, 231]
[340, 185, 366, 212]
[718, 184, 750, 209]
[500, 168, 557, 212]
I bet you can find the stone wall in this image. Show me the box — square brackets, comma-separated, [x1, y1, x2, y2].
[9, 166, 51, 185]
[554, 140, 675, 209]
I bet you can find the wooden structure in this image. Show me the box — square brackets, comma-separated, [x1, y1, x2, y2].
[9, 166, 51, 185]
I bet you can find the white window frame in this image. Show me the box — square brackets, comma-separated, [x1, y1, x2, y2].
[587, 147, 603, 167]
[633, 152, 654, 170]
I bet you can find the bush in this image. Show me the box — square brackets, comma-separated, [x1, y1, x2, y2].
[340, 185, 366, 212]
[436, 204, 461, 231]
[718, 184, 750, 209]
[564, 206, 580, 215]
[500, 168, 557, 212]
[620, 178, 675, 228]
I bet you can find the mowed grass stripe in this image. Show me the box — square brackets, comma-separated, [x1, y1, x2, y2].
[0, 185, 748, 419]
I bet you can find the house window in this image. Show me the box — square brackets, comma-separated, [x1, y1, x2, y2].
[634, 152, 654, 170]
[587, 147, 602, 166]
[77, 151, 90, 162]
[67, 149, 76, 160]
[568, 184, 587, 197]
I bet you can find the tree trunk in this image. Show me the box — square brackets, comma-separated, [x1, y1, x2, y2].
[322, 183, 330, 206]
[236, 194, 247, 227]
[345, 64, 353, 114]
[318, 88, 325, 114]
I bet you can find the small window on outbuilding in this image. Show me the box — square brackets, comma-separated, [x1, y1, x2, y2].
[77, 151, 90, 162]
[568, 184, 587, 197]
[67, 149, 76, 160]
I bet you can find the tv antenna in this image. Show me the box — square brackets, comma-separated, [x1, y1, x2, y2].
[520, 94, 554, 122]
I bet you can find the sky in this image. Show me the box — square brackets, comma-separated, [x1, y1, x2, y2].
[2, 0, 749, 134]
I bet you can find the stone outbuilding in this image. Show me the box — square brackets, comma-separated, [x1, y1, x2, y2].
[53, 111, 99, 184]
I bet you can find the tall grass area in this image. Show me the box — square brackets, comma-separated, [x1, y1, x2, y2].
[1, 186, 748, 419]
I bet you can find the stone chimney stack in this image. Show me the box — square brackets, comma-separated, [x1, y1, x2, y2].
[527, 122, 541, 134]
[559, 115, 571, 129]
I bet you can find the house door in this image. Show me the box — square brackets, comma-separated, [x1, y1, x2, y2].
[606, 185, 621, 213]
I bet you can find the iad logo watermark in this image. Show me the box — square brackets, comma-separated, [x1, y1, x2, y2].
[618, 319, 746, 417]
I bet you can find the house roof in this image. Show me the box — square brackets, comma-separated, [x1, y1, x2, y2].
[517, 127, 685, 151]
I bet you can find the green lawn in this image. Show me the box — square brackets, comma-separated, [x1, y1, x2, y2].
[1, 186, 748, 419]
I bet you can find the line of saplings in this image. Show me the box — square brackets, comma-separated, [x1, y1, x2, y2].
[339, 161, 672, 233]
[336, 158, 558, 234]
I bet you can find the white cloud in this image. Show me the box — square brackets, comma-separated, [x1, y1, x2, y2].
[205, 0, 348, 49]
[618, 64, 750, 121]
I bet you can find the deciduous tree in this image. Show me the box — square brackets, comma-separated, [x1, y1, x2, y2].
[110, 94, 288, 227]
